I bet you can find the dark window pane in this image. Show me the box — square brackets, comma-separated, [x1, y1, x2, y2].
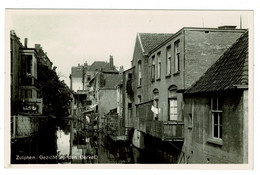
[21, 55, 26, 75]
[128, 73, 132, 79]
[213, 113, 218, 124]
[214, 125, 218, 137]
[128, 103, 132, 109]
[218, 98, 223, 110]
[212, 98, 217, 110]
[21, 89, 26, 98]
[27, 90, 32, 98]
[26, 55, 32, 74]
[219, 113, 222, 125]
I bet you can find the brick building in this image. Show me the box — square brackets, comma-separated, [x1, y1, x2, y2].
[10, 30, 53, 140]
[182, 31, 248, 164]
[128, 26, 246, 162]
[10, 30, 43, 116]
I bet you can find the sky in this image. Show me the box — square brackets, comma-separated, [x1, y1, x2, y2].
[6, 10, 251, 86]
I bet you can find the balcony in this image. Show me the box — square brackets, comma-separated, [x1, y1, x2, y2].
[136, 101, 184, 141]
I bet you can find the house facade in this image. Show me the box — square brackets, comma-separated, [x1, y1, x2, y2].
[10, 30, 43, 116]
[182, 31, 248, 164]
[69, 56, 118, 130]
[128, 26, 246, 161]
[10, 30, 51, 140]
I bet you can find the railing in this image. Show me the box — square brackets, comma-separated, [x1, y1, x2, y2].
[162, 121, 184, 141]
[136, 101, 184, 141]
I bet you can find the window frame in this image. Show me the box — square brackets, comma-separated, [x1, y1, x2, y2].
[174, 40, 180, 73]
[138, 60, 142, 86]
[151, 55, 155, 82]
[168, 85, 178, 121]
[169, 98, 178, 121]
[166, 45, 171, 76]
[157, 52, 161, 79]
[211, 97, 223, 140]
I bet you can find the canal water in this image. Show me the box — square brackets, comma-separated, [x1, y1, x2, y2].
[11, 118, 175, 164]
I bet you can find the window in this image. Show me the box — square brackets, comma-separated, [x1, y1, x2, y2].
[211, 97, 223, 139]
[153, 89, 159, 120]
[174, 40, 180, 73]
[151, 55, 155, 81]
[21, 55, 32, 76]
[128, 102, 132, 109]
[137, 95, 141, 104]
[128, 73, 132, 79]
[168, 85, 178, 120]
[138, 61, 142, 86]
[157, 52, 161, 79]
[87, 75, 91, 81]
[21, 89, 32, 98]
[166, 46, 171, 75]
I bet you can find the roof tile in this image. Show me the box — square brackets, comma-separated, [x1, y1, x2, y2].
[138, 33, 173, 54]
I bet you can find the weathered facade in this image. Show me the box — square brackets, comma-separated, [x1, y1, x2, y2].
[182, 31, 248, 164]
[69, 56, 118, 132]
[10, 30, 48, 139]
[10, 30, 43, 116]
[92, 71, 120, 119]
[129, 26, 246, 160]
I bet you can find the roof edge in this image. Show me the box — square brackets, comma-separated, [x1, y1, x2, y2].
[137, 33, 145, 53]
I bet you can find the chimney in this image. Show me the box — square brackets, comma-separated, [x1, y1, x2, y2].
[119, 66, 124, 73]
[24, 38, 28, 48]
[84, 61, 88, 67]
[109, 55, 114, 69]
[10, 30, 15, 35]
[35, 44, 41, 52]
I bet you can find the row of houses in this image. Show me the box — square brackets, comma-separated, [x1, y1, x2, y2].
[70, 25, 249, 164]
[69, 56, 122, 141]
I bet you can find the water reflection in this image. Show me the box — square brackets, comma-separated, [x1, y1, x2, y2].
[11, 119, 173, 164]
[56, 128, 70, 156]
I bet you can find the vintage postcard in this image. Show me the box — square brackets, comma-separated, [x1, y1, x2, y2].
[4, 9, 254, 169]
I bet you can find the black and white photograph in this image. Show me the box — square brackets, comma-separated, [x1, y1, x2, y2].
[4, 8, 254, 169]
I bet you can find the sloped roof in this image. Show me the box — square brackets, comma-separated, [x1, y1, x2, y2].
[185, 31, 248, 94]
[138, 33, 173, 54]
[88, 61, 118, 72]
[101, 73, 121, 89]
[88, 61, 109, 71]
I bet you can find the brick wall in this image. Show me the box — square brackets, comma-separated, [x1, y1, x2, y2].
[184, 30, 245, 89]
